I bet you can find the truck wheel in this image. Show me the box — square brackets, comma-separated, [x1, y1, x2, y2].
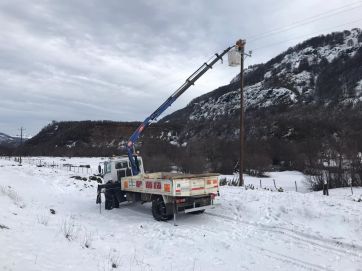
[104, 189, 119, 210]
[189, 210, 205, 215]
[152, 197, 173, 221]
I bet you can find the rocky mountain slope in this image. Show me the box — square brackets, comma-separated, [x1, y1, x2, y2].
[162, 28, 362, 140]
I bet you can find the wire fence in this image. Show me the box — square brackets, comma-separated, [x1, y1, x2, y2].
[0, 156, 93, 175]
[219, 174, 299, 193]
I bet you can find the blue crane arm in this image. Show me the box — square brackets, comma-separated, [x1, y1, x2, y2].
[127, 45, 235, 175]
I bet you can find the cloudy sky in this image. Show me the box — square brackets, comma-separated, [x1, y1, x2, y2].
[1, 0, 362, 136]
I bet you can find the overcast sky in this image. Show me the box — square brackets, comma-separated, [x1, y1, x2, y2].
[1, 0, 362, 136]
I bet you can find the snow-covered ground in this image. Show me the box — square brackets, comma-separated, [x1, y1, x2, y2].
[21, 157, 309, 192]
[221, 171, 309, 193]
[0, 158, 361, 271]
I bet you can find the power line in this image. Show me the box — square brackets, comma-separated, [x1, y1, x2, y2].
[247, 1, 362, 43]
[251, 18, 362, 52]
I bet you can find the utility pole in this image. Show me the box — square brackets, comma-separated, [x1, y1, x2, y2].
[236, 40, 246, 186]
[18, 127, 25, 165]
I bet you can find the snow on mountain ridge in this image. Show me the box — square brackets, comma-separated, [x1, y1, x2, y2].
[189, 83, 298, 121]
[187, 29, 362, 121]
[0, 132, 22, 147]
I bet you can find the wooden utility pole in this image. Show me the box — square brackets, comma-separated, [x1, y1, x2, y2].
[236, 40, 246, 186]
[19, 127, 25, 165]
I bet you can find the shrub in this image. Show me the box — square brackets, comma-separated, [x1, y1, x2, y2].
[61, 217, 79, 241]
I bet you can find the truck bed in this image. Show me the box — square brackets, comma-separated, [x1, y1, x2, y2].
[121, 172, 219, 197]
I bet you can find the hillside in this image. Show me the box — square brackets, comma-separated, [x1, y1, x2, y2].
[17, 29, 362, 177]
[159, 28, 362, 178]
[0, 132, 22, 155]
[19, 121, 183, 172]
[162, 28, 362, 136]
[0, 132, 21, 148]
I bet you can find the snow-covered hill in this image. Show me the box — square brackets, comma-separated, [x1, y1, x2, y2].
[171, 28, 362, 122]
[0, 132, 21, 148]
[1, 157, 361, 270]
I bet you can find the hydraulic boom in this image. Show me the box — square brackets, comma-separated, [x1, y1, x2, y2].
[126, 45, 235, 175]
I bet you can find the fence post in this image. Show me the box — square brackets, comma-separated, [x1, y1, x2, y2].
[273, 179, 277, 190]
[323, 179, 329, 196]
[259, 179, 262, 188]
[295, 181, 298, 192]
[350, 178, 353, 195]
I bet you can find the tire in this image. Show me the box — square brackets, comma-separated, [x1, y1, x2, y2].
[189, 209, 205, 215]
[104, 190, 113, 210]
[152, 197, 173, 221]
[104, 189, 119, 210]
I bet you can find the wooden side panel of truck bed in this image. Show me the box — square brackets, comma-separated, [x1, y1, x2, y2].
[121, 173, 219, 197]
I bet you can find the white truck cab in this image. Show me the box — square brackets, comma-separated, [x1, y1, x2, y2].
[100, 156, 145, 183]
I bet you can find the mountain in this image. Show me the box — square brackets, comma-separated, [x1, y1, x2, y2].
[0, 132, 22, 155]
[162, 28, 362, 140]
[19, 29, 362, 176]
[19, 121, 183, 172]
[160, 28, 362, 175]
[0, 132, 22, 148]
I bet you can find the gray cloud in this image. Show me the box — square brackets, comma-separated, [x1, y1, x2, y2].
[0, 0, 361, 136]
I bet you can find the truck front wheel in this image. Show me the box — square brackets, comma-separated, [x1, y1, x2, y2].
[104, 189, 119, 210]
[152, 197, 173, 221]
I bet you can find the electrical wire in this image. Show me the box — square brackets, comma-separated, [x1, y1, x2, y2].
[251, 18, 362, 52]
[246, 1, 362, 43]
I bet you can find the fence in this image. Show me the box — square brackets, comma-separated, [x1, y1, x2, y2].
[220, 174, 299, 193]
[0, 156, 93, 175]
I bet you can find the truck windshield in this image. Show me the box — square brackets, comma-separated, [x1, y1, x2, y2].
[115, 161, 128, 169]
[105, 162, 111, 174]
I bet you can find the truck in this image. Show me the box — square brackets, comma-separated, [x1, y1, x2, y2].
[96, 41, 244, 221]
[97, 156, 219, 221]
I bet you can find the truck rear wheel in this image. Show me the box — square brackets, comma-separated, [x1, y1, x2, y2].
[152, 197, 173, 221]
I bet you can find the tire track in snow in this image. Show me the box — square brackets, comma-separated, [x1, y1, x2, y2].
[99, 200, 362, 270]
[174, 214, 335, 271]
[115, 204, 361, 259]
[205, 212, 362, 257]
[245, 243, 334, 271]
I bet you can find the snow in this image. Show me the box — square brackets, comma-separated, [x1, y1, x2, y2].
[221, 171, 309, 193]
[188, 83, 298, 121]
[245, 85, 298, 109]
[356, 79, 362, 96]
[0, 133, 15, 144]
[1, 157, 362, 271]
[264, 71, 272, 79]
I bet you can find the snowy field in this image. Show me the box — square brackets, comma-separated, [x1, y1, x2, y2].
[22, 156, 309, 192]
[0, 157, 362, 271]
[221, 171, 309, 193]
